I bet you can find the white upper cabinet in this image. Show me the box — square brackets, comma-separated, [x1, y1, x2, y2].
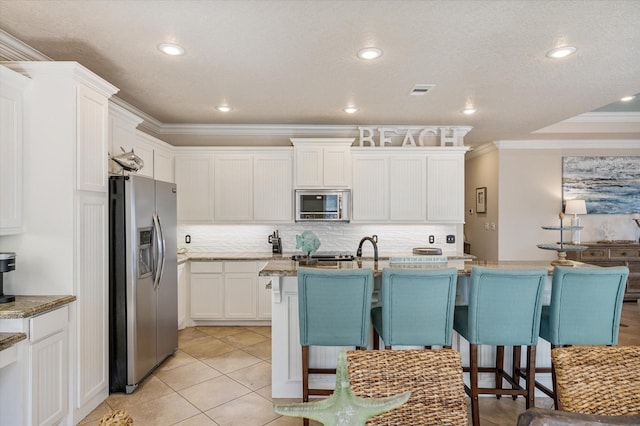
[175, 155, 214, 222]
[427, 155, 465, 222]
[351, 147, 468, 223]
[0, 66, 29, 235]
[253, 152, 293, 222]
[214, 155, 254, 222]
[351, 154, 388, 222]
[389, 156, 426, 221]
[108, 102, 142, 175]
[135, 131, 175, 182]
[291, 138, 353, 188]
[76, 84, 110, 192]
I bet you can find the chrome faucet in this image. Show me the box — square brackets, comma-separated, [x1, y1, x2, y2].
[356, 235, 378, 262]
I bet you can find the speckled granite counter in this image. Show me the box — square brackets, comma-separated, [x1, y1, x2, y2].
[259, 259, 564, 277]
[184, 251, 475, 262]
[0, 295, 76, 319]
[0, 332, 26, 351]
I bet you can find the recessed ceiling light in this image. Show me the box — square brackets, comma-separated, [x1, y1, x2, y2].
[357, 47, 383, 60]
[216, 105, 232, 112]
[344, 106, 359, 114]
[463, 106, 477, 115]
[158, 43, 185, 56]
[546, 46, 577, 59]
[621, 95, 637, 102]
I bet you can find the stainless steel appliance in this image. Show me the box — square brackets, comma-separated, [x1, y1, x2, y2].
[295, 189, 351, 222]
[291, 252, 354, 261]
[0, 252, 16, 304]
[109, 175, 178, 394]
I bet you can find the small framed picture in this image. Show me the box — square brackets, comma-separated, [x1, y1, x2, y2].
[476, 187, 487, 213]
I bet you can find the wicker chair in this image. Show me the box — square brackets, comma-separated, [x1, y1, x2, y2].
[552, 346, 640, 415]
[346, 349, 467, 425]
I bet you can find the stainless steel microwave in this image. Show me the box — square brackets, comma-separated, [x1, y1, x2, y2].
[295, 189, 351, 222]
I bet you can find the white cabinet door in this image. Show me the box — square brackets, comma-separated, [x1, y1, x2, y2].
[214, 155, 253, 221]
[427, 156, 465, 222]
[224, 272, 258, 319]
[257, 276, 272, 320]
[190, 273, 224, 319]
[29, 329, 68, 426]
[323, 146, 351, 187]
[0, 67, 28, 235]
[108, 102, 142, 175]
[294, 146, 323, 187]
[351, 155, 388, 222]
[177, 263, 188, 330]
[254, 153, 293, 222]
[154, 144, 174, 183]
[224, 262, 257, 319]
[175, 156, 214, 222]
[76, 84, 109, 192]
[291, 139, 353, 188]
[389, 156, 426, 221]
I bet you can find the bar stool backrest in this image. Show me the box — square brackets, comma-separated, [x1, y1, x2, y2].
[544, 266, 629, 345]
[298, 267, 373, 347]
[467, 267, 547, 345]
[380, 267, 458, 346]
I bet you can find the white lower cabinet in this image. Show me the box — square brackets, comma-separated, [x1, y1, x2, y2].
[0, 305, 70, 426]
[177, 262, 189, 329]
[190, 261, 270, 323]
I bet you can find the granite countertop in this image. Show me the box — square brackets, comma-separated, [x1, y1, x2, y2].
[0, 332, 26, 351]
[258, 259, 567, 277]
[184, 251, 475, 262]
[0, 295, 76, 319]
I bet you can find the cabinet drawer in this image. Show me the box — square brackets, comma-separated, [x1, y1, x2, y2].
[225, 261, 257, 273]
[30, 306, 68, 342]
[610, 248, 640, 260]
[580, 248, 609, 261]
[191, 262, 223, 273]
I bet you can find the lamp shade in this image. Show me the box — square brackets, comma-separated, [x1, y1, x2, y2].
[565, 199, 587, 215]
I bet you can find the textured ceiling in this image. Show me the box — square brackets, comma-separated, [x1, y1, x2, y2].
[1, 0, 639, 146]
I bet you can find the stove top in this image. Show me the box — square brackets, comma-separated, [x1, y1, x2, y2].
[291, 252, 355, 262]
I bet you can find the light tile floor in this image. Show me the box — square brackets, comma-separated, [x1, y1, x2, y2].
[80, 302, 640, 425]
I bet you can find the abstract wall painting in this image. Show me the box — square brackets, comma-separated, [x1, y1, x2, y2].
[562, 156, 640, 214]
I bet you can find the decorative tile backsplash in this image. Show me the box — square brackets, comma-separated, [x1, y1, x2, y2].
[178, 223, 459, 256]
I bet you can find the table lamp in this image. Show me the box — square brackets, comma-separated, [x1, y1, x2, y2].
[565, 199, 587, 244]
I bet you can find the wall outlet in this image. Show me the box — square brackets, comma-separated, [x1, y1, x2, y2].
[185, 234, 191, 244]
[446, 235, 455, 244]
[429, 235, 435, 244]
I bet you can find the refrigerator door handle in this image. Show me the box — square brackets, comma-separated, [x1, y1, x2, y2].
[152, 212, 166, 290]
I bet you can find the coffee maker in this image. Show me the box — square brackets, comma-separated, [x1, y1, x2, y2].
[0, 252, 16, 304]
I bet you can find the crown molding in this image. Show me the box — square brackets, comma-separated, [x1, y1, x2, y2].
[465, 142, 497, 159]
[563, 111, 640, 123]
[494, 140, 640, 150]
[0, 29, 51, 61]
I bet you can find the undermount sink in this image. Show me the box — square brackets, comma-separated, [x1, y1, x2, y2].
[412, 247, 443, 255]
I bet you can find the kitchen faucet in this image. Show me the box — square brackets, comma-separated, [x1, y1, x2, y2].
[356, 235, 378, 262]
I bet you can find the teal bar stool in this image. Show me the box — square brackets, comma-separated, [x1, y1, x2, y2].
[453, 266, 547, 426]
[297, 267, 374, 426]
[371, 267, 458, 349]
[528, 265, 629, 408]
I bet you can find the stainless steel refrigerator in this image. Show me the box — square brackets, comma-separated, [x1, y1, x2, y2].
[109, 174, 178, 394]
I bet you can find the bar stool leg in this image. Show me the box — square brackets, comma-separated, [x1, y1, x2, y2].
[373, 329, 380, 350]
[470, 344, 480, 426]
[302, 345, 310, 426]
[525, 345, 536, 409]
[495, 345, 504, 399]
[512, 345, 522, 400]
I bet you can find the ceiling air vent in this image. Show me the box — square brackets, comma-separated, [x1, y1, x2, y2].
[410, 84, 435, 96]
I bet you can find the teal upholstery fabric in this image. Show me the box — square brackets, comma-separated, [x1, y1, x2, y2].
[372, 267, 458, 346]
[298, 267, 374, 347]
[539, 266, 629, 345]
[454, 266, 547, 346]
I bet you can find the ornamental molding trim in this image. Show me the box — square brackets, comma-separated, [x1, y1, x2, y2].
[494, 140, 640, 150]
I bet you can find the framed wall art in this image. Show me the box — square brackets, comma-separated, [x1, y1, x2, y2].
[562, 156, 640, 214]
[476, 187, 487, 214]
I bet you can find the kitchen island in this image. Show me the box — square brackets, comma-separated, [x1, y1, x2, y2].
[260, 259, 570, 399]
